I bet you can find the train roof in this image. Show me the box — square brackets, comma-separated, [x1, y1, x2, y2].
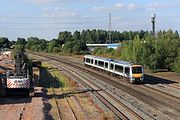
[111, 60, 131, 66]
[84, 55, 113, 61]
[84, 55, 129, 64]
[84, 55, 142, 66]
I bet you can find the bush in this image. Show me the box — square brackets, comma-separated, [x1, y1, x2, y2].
[174, 53, 180, 73]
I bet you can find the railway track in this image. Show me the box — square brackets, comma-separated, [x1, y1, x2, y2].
[54, 62, 144, 120]
[144, 76, 180, 100]
[47, 70, 62, 120]
[168, 84, 180, 89]
[30, 52, 180, 119]
[47, 69, 77, 120]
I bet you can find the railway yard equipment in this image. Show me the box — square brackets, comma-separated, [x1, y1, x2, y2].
[1, 50, 34, 97]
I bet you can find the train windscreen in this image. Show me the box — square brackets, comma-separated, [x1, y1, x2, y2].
[132, 67, 142, 74]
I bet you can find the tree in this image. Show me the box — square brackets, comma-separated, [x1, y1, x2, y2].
[0, 37, 10, 48]
[58, 31, 72, 43]
[62, 41, 74, 53]
[73, 31, 81, 40]
[174, 30, 179, 39]
[16, 38, 26, 45]
[48, 40, 61, 53]
[174, 53, 180, 73]
[120, 35, 143, 63]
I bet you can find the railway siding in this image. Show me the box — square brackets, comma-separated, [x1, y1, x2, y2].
[42, 63, 113, 120]
[49, 60, 151, 119]
[29, 52, 180, 120]
[55, 60, 169, 120]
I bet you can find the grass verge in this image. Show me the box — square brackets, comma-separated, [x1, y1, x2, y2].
[42, 62, 115, 120]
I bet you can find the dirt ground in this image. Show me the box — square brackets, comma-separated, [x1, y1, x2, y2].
[0, 87, 47, 120]
[0, 56, 48, 120]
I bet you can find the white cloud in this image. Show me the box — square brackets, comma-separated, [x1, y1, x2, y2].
[93, 2, 140, 12]
[93, 6, 109, 11]
[21, 0, 57, 4]
[41, 7, 77, 18]
[128, 3, 139, 10]
[146, 2, 167, 11]
[114, 3, 125, 9]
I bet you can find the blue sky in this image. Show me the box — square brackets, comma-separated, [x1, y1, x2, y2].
[0, 0, 180, 40]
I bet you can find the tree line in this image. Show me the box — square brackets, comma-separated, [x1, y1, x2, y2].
[0, 29, 180, 73]
[24, 29, 149, 54]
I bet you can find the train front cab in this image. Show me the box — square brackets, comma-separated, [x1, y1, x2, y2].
[130, 65, 144, 83]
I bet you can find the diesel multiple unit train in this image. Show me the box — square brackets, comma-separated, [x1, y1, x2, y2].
[84, 55, 144, 83]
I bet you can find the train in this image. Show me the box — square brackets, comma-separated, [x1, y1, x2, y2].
[84, 55, 144, 83]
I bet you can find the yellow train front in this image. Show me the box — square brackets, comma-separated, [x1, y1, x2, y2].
[129, 65, 144, 83]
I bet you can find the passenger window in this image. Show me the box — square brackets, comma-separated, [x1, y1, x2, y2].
[115, 65, 123, 73]
[110, 63, 114, 70]
[98, 61, 104, 67]
[105, 62, 108, 68]
[86, 58, 90, 63]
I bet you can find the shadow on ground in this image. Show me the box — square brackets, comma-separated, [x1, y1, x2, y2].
[143, 74, 178, 85]
[0, 95, 32, 105]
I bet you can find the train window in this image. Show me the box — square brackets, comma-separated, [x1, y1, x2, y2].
[86, 58, 90, 63]
[91, 59, 93, 64]
[98, 61, 104, 67]
[132, 67, 142, 74]
[125, 67, 130, 76]
[115, 65, 123, 73]
[110, 63, 114, 70]
[95, 60, 97, 65]
[105, 62, 108, 68]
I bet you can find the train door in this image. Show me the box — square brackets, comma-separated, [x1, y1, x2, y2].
[125, 67, 130, 78]
[109, 62, 114, 73]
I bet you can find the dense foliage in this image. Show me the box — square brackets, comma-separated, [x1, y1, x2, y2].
[24, 29, 149, 54]
[121, 30, 180, 70]
[93, 29, 180, 72]
[0, 37, 10, 49]
[1, 29, 180, 73]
